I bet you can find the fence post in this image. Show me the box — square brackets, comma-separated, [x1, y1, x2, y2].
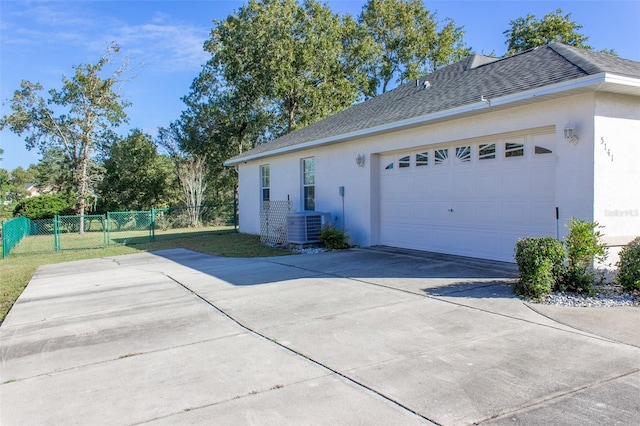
[102, 214, 107, 248]
[151, 208, 155, 242]
[54, 215, 60, 252]
[233, 199, 238, 233]
[2, 220, 5, 259]
[106, 212, 111, 247]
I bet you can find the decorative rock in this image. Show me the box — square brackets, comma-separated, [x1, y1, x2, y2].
[539, 283, 639, 307]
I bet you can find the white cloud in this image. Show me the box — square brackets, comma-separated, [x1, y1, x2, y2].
[2, 1, 210, 74]
[111, 22, 210, 73]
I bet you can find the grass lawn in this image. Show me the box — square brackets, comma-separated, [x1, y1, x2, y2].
[0, 228, 293, 324]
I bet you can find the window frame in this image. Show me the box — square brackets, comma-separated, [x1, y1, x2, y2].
[302, 157, 315, 211]
[260, 164, 270, 203]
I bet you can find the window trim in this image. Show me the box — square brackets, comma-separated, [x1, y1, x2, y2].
[260, 164, 270, 203]
[302, 157, 315, 211]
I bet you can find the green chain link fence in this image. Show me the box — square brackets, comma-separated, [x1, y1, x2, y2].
[107, 211, 153, 246]
[2, 217, 30, 259]
[55, 214, 107, 251]
[1, 202, 237, 258]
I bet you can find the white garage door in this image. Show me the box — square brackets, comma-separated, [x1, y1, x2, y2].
[379, 131, 557, 262]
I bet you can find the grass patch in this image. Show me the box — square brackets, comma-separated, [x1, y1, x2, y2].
[0, 228, 292, 324]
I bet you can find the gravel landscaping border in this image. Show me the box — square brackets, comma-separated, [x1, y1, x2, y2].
[538, 283, 640, 307]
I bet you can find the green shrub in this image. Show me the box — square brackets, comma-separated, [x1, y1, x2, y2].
[616, 237, 640, 292]
[319, 224, 349, 250]
[514, 237, 565, 299]
[559, 218, 607, 294]
[565, 218, 607, 268]
[557, 265, 595, 295]
[12, 193, 75, 220]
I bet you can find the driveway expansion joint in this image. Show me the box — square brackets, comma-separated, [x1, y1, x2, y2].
[474, 368, 640, 424]
[166, 273, 440, 425]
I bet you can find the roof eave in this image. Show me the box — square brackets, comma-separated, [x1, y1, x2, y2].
[224, 72, 638, 166]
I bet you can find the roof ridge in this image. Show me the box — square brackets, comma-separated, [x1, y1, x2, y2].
[547, 42, 603, 75]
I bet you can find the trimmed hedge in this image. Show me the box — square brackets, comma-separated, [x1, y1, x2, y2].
[514, 237, 565, 299]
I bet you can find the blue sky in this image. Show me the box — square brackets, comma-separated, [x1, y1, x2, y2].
[1, 0, 639, 172]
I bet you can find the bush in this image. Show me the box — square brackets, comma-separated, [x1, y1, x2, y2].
[559, 218, 608, 295]
[565, 218, 607, 268]
[557, 265, 595, 295]
[514, 237, 565, 299]
[319, 224, 349, 250]
[12, 193, 75, 220]
[616, 237, 640, 292]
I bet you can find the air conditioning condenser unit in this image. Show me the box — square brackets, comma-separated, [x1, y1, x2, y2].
[286, 212, 330, 244]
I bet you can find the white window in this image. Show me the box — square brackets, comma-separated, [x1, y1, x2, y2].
[455, 146, 471, 163]
[416, 152, 429, 166]
[478, 143, 496, 160]
[505, 142, 524, 158]
[434, 148, 449, 165]
[302, 157, 315, 211]
[260, 165, 270, 202]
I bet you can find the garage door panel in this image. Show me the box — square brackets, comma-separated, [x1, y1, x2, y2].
[451, 229, 475, 255]
[430, 228, 451, 251]
[430, 201, 453, 222]
[474, 170, 501, 194]
[431, 172, 452, 195]
[413, 177, 432, 197]
[530, 202, 556, 228]
[501, 202, 531, 226]
[452, 171, 476, 196]
[380, 200, 406, 223]
[502, 167, 531, 196]
[451, 202, 476, 222]
[475, 231, 504, 259]
[531, 165, 555, 196]
[379, 133, 557, 262]
[412, 201, 434, 222]
[475, 202, 502, 226]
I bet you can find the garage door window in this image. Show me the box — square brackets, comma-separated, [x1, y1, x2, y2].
[455, 146, 471, 163]
[478, 143, 496, 160]
[399, 155, 411, 168]
[416, 152, 429, 166]
[505, 142, 524, 157]
[434, 149, 449, 165]
[535, 146, 552, 155]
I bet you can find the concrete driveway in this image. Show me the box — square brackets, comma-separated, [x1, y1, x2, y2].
[1, 248, 639, 425]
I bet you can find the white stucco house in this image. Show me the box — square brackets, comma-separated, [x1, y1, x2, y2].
[225, 43, 640, 263]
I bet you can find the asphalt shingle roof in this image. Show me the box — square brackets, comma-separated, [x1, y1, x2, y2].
[228, 43, 640, 163]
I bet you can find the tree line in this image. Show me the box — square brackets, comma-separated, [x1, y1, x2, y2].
[1, 1, 610, 223]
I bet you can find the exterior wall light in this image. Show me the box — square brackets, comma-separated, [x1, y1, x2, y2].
[356, 154, 365, 167]
[564, 123, 578, 145]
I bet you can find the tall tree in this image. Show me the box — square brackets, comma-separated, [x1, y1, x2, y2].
[34, 148, 73, 193]
[358, 0, 469, 94]
[201, 0, 364, 135]
[99, 129, 177, 212]
[0, 168, 10, 204]
[0, 42, 130, 230]
[504, 9, 591, 56]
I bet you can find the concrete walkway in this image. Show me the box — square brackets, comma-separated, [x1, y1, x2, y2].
[1, 248, 639, 425]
